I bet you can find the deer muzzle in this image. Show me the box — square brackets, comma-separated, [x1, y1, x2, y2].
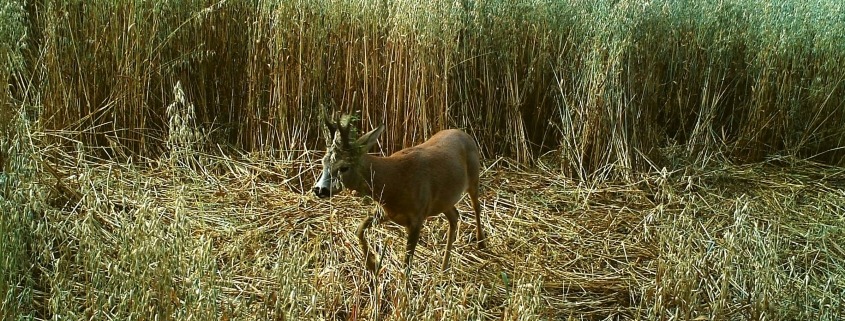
[313, 167, 342, 198]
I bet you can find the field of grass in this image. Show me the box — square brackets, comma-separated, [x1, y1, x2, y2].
[3, 141, 844, 319]
[2, 0, 845, 319]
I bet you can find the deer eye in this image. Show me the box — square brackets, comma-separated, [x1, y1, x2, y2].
[338, 165, 350, 173]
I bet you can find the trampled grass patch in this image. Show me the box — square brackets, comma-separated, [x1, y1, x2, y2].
[2, 145, 843, 319]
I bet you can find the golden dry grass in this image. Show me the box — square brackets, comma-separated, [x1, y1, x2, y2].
[5, 0, 844, 175]
[7, 144, 841, 320]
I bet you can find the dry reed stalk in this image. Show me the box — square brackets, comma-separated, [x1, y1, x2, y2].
[15, 0, 843, 178]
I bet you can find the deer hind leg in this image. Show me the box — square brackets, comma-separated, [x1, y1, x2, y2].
[356, 217, 378, 273]
[468, 179, 487, 249]
[442, 207, 459, 271]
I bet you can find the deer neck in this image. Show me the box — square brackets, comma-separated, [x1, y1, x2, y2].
[352, 154, 396, 204]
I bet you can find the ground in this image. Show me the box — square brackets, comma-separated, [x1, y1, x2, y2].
[10, 152, 845, 320]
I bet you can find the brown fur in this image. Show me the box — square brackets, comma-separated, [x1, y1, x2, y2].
[315, 123, 485, 273]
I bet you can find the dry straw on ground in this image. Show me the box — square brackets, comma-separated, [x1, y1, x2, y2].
[5, 143, 842, 320]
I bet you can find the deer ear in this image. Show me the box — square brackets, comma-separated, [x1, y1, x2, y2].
[356, 124, 385, 151]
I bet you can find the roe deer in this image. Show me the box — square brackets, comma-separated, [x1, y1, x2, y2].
[313, 110, 486, 273]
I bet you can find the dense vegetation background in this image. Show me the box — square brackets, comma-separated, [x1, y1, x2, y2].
[2, 0, 844, 319]
[3, 0, 845, 177]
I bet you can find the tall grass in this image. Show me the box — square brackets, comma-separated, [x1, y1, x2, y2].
[0, 114, 39, 318]
[1, 1, 34, 317]
[6, 0, 843, 177]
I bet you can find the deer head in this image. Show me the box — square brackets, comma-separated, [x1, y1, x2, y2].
[313, 107, 384, 199]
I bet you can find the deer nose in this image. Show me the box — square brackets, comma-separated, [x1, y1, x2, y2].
[313, 186, 330, 198]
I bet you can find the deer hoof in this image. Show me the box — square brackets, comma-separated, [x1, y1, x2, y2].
[365, 254, 378, 273]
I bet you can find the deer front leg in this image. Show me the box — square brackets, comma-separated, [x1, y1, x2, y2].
[404, 223, 422, 275]
[356, 216, 377, 273]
